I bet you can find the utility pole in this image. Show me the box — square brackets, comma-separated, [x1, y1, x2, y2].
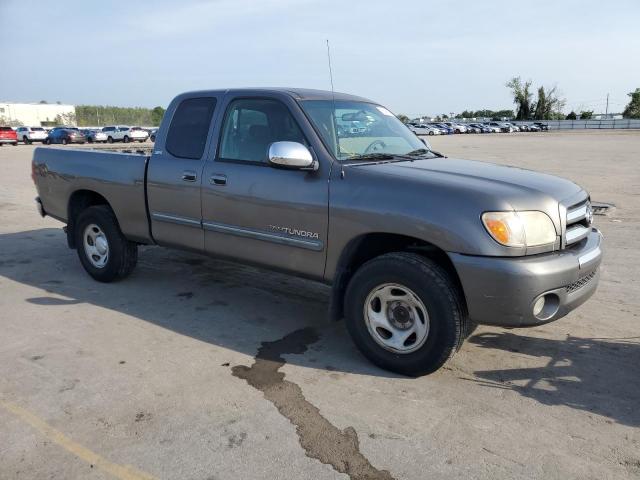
[605, 93, 609, 118]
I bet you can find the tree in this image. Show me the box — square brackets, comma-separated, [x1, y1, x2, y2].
[151, 106, 165, 126]
[566, 111, 577, 120]
[533, 86, 546, 120]
[623, 88, 640, 118]
[579, 111, 593, 120]
[506, 77, 533, 120]
[396, 114, 409, 124]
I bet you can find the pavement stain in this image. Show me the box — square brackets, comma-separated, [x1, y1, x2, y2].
[232, 328, 395, 480]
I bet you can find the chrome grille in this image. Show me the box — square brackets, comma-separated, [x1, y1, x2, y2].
[565, 270, 597, 294]
[565, 200, 592, 247]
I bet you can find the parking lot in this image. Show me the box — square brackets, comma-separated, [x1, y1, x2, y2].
[0, 130, 638, 479]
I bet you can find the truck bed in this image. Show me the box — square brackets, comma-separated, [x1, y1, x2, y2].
[32, 147, 152, 243]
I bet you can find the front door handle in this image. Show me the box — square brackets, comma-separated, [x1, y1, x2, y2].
[210, 174, 227, 186]
[182, 170, 197, 182]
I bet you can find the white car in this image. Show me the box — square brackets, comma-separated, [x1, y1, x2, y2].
[410, 124, 441, 136]
[102, 125, 149, 143]
[15, 126, 48, 144]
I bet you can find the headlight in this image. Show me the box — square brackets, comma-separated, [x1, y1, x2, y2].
[482, 211, 556, 247]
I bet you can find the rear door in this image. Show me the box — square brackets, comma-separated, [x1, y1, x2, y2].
[146, 95, 220, 252]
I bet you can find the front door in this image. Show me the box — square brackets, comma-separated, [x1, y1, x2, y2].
[146, 95, 219, 252]
[201, 96, 330, 279]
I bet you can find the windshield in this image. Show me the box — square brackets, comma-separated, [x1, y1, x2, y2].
[301, 100, 428, 160]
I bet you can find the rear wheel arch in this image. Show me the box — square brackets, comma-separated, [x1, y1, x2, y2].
[67, 190, 113, 249]
[329, 232, 467, 321]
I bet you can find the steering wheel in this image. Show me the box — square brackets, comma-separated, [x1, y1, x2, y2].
[364, 139, 387, 154]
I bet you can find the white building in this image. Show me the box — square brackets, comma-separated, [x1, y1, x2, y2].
[0, 102, 76, 127]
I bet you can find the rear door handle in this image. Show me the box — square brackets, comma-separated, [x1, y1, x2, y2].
[210, 174, 227, 186]
[182, 170, 197, 182]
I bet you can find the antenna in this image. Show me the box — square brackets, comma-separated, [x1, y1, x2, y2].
[326, 39, 341, 170]
[326, 39, 335, 95]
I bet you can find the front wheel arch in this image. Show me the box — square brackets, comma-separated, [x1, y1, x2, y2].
[329, 232, 467, 323]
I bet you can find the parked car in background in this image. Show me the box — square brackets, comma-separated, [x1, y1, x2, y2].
[528, 124, 541, 132]
[533, 122, 549, 131]
[504, 123, 520, 132]
[483, 123, 502, 133]
[465, 124, 481, 134]
[102, 126, 149, 143]
[485, 121, 512, 133]
[442, 122, 467, 134]
[0, 126, 18, 146]
[130, 126, 149, 142]
[81, 129, 108, 143]
[149, 129, 158, 142]
[44, 128, 86, 145]
[468, 123, 492, 133]
[410, 124, 441, 135]
[432, 123, 453, 134]
[16, 126, 48, 144]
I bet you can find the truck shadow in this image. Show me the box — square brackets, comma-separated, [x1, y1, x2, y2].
[468, 332, 640, 427]
[0, 227, 398, 379]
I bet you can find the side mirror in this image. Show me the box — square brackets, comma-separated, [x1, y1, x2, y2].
[268, 141, 317, 171]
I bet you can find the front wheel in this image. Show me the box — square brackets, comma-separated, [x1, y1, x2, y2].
[344, 252, 467, 376]
[107, 136, 113, 143]
[62, 138, 68, 145]
[23, 136, 31, 145]
[74, 205, 138, 282]
[123, 135, 130, 143]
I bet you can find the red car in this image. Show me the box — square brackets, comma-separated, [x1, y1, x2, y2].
[0, 126, 18, 146]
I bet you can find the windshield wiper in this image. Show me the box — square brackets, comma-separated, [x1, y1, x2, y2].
[404, 148, 446, 158]
[343, 153, 396, 161]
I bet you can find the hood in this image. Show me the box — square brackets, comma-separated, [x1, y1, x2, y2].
[352, 157, 584, 210]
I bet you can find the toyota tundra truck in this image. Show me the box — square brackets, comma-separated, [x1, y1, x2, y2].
[31, 88, 603, 376]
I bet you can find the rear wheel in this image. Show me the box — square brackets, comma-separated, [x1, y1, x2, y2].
[12, 142, 17, 146]
[74, 205, 137, 282]
[345, 252, 466, 376]
[44, 138, 51, 145]
[62, 138, 68, 145]
[107, 136, 113, 143]
[23, 136, 31, 145]
[123, 135, 130, 143]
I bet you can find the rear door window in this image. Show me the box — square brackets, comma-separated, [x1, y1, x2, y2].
[166, 97, 217, 160]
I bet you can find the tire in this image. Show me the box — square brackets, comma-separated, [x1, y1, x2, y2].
[344, 252, 467, 376]
[44, 138, 50, 145]
[12, 142, 18, 146]
[107, 136, 113, 143]
[62, 138, 68, 145]
[428, 131, 434, 136]
[88, 137, 93, 143]
[74, 205, 138, 282]
[23, 136, 31, 145]
[123, 135, 129, 143]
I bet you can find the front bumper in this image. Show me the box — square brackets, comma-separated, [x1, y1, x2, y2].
[449, 228, 603, 327]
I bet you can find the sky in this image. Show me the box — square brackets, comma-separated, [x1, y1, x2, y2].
[1, 0, 639, 117]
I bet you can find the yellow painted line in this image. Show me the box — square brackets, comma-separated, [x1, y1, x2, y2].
[1, 399, 157, 480]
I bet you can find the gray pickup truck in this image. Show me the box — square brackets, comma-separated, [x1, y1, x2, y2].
[32, 88, 603, 376]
